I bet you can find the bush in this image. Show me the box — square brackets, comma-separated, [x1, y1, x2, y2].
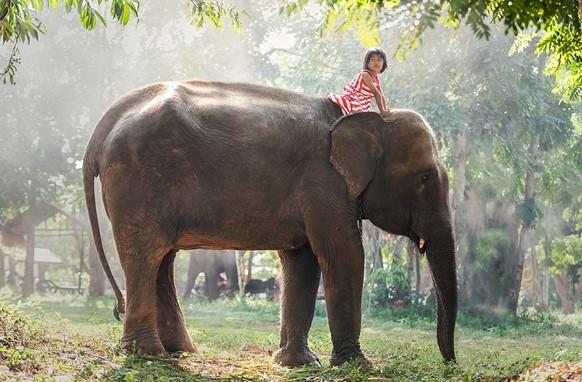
[0, 304, 46, 374]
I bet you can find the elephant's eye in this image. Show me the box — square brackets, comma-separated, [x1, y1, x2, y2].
[421, 174, 430, 183]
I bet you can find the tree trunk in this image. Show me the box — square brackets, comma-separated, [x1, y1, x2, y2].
[452, 133, 467, 223]
[183, 251, 199, 299]
[225, 251, 239, 291]
[406, 239, 417, 292]
[246, 252, 254, 281]
[530, 237, 540, 308]
[88, 242, 106, 296]
[451, 133, 469, 301]
[23, 184, 37, 298]
[554, 272, 575, 314]
[574, 269, 582, 308]
[0, 249, 5, 288]
[7, 255, 17, 287]
[506, 134, 539, 314]
[235, 250, 246, 298]
[507, 225, 532, 313]
[367, 225, 387, 295]
[413, 246, 421, 292]
[541, 234, 551, 311]
[392, 236, 408, 302]
[23, 224, 36, 297]
[72, 227, 87, 293]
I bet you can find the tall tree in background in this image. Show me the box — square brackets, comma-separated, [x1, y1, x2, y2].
[255, 1, 581, 313]
[0, 0, 246, 83]
[7, 1, 579, 99]
[0, 0, 265, 297]
[284, 0, 582, 101]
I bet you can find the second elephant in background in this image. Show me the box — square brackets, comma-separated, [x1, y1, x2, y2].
[183, 250, 239, 300]
[245, 277, 279, 300]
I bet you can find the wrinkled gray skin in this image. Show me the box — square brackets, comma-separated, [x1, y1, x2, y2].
[83, 81, 457, 367]
[183, 250, 239, 300]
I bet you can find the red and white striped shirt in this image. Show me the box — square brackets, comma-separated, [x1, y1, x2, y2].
[327, 70, 383, 115]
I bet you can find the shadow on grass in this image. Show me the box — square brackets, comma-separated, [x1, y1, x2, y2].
[101, 354, 380, 382]
[101, 355, 225, 382]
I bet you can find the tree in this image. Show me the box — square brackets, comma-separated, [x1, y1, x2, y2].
[548, 235, 582, 313]
[0, 0, 245, 84]
[284, 0, 582, 101]
[250, 1, 581, 314]
[0, 0, 258, 297]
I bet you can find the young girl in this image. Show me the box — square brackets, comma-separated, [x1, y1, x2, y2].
[328, 47, 388, 114]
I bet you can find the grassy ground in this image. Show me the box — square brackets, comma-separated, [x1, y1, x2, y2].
[0, 294, 581, 381]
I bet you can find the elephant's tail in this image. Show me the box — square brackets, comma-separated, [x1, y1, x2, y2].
[83, 164, 126, 321]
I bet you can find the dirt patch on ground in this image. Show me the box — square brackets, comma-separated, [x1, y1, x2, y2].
[515, 362, 582, 381]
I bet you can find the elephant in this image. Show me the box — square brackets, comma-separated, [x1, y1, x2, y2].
[245, 277, 279, 299]
[83, 80, 457, 367]
[183, 250, 239, 300]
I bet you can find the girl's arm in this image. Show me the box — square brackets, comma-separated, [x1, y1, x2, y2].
[362, 72, 387, 112]
[379, 87, 388, 112]
[376, 76, 388, 111]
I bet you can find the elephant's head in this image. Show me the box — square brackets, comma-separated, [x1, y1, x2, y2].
[330, 110, 457, 361]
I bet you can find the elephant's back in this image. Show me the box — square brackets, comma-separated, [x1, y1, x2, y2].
[177, 80, 337, 145]
[84, 82, 169, 176]
[91, 81, 340, 175]
[96, 81, 332, 145]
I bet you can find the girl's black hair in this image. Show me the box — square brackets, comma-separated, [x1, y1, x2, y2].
[362, 47, 387, 73]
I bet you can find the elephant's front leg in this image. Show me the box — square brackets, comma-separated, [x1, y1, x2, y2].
[156, 251, 196, 353]
[274, 245, 321, 367]
[306, 214, 369, 366]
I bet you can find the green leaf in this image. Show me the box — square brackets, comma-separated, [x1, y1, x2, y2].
[31, 0, 43, 10]
[128, 1, 138, 18]
[94, 9, 106, 26]
[120, 2, 130, 24]
[64, 0, 74, 13]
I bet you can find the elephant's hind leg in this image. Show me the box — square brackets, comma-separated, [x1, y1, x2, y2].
[274, 244, 321, 367]
[156, 250, 196, 353]
[119, 246, 166, 355]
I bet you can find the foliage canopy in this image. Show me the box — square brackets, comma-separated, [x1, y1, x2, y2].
[2, 1, 581, 100]
[0, 0, 245, 84]
[283, 0, 582, 101]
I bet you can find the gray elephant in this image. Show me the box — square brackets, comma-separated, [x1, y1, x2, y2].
[183, 250, 239, 300]
[83, 81, 457, 366]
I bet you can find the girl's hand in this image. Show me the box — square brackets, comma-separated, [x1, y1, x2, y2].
[377, 96, 387, 113]
[362, 72, 387, 112]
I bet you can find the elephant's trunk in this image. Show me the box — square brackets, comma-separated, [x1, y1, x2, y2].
[425, 226, 457, 362]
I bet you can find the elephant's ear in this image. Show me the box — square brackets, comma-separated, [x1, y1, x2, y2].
[330, 112, 384, 200]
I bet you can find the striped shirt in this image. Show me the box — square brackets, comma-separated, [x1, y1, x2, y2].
[327, 70, 383, 115]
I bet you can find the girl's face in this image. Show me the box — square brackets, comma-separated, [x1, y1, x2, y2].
[367, 54, 384, 74]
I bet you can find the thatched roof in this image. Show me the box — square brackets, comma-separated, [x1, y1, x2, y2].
[12, 247, 62, 264]
[0, 202, 88, 248]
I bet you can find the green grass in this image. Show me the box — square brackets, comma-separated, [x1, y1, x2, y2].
[0, 294, 581, 381]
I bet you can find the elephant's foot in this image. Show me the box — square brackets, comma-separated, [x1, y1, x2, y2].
[121, 334, 165, 356]
[160, 335, 197, 354]
[330, 346, 371, 368]
[274, 346, 321, 367]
